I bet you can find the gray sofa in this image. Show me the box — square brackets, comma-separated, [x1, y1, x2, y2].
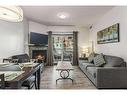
[79, 54, 127, 88]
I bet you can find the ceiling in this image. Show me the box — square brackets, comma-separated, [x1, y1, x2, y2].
[21, 6, 114, 27]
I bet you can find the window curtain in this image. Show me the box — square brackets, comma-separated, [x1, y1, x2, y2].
[46, 31, 53, 66]
[73, 31, 78, 65]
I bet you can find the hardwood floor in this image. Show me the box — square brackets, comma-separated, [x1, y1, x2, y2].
[40, 66, 96, 89]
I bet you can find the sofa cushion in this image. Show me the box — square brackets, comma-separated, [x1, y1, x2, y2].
[103, 55, 125, 67]
[94, 54, 106, 67]
[88, 53, 95, 63]
[82, 62, 95, 70]
[87, 67, 97, 78]
[79, 60, 89, 63]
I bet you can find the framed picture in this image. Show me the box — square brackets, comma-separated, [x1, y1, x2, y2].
[97, 23, 119, 44]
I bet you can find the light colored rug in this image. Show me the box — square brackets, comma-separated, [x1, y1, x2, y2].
[40, 66, 96, 89]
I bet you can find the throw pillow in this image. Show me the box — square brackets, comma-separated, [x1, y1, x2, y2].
[88, 53, 95, 63]
[94, 53, 106, 67]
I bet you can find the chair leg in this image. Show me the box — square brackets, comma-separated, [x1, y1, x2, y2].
[35, 72, 38, 89]
[35, 81, 37, 89]
[28, 86, 31, 89]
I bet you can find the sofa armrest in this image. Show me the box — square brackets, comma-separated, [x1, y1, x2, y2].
[96, 67, 127, 88]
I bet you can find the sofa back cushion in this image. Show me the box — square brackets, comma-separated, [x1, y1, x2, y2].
[11, 54, 30, 63]
[94, 53, 106, 67]
[103, 55, 125, 67]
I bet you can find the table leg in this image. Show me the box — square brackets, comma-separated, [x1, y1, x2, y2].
[37, 66, 41, 89]
[34, 72, 37, 89]
[56, 70, 73, 84]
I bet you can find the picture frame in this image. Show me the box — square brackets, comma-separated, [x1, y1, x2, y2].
[97, 23, 119, 44]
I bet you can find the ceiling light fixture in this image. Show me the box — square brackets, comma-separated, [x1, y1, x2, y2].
[57, 12, 69, 19]
[0, 6, 23, 22]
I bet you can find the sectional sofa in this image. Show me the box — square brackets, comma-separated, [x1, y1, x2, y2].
[79, 54, 127, 88]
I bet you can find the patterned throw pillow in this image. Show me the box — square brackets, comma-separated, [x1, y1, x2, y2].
[88, 53, 95, 63]
[94, 53, 106, 67]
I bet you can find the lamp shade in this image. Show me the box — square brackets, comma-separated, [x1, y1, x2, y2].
[0, 6, 23, 22]
[82, 47, 89, 53]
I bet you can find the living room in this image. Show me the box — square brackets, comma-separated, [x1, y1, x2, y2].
[0, 0, 127, 94]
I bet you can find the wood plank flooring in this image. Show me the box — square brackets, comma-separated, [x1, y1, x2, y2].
[40, 66, 96, 89]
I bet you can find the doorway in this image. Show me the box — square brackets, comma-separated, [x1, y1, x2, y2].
[52, 33, 73, 65]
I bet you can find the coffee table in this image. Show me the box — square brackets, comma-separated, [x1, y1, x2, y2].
[56, 61, 74, 84]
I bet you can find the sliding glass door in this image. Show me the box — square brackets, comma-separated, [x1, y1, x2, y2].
[52, 33, 73, 64]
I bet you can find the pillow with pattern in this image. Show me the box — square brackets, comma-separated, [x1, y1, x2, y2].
[94, 53, 106, 67]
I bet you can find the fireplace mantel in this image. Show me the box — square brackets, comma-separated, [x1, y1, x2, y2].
[28, 44, 48, 47]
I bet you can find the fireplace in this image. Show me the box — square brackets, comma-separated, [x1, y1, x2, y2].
[32, 50, 47, 62]
[29, 44, 48, 63]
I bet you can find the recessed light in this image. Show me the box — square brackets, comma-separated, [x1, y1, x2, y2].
[57, 12, 69, 19]
[59, 14, 66, 19]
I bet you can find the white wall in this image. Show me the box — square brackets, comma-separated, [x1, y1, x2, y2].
[0, 17, 29, 62]
[89, 6, 127, 61]
[47, 26, 76, 32]
[29, 21, 47, 34]
[76, 26, 89, 48]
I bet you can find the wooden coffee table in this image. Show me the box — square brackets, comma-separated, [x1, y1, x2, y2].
[56, 61, 74, 84]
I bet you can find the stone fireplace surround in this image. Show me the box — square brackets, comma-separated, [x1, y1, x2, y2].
[29, 45, 48, 62]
